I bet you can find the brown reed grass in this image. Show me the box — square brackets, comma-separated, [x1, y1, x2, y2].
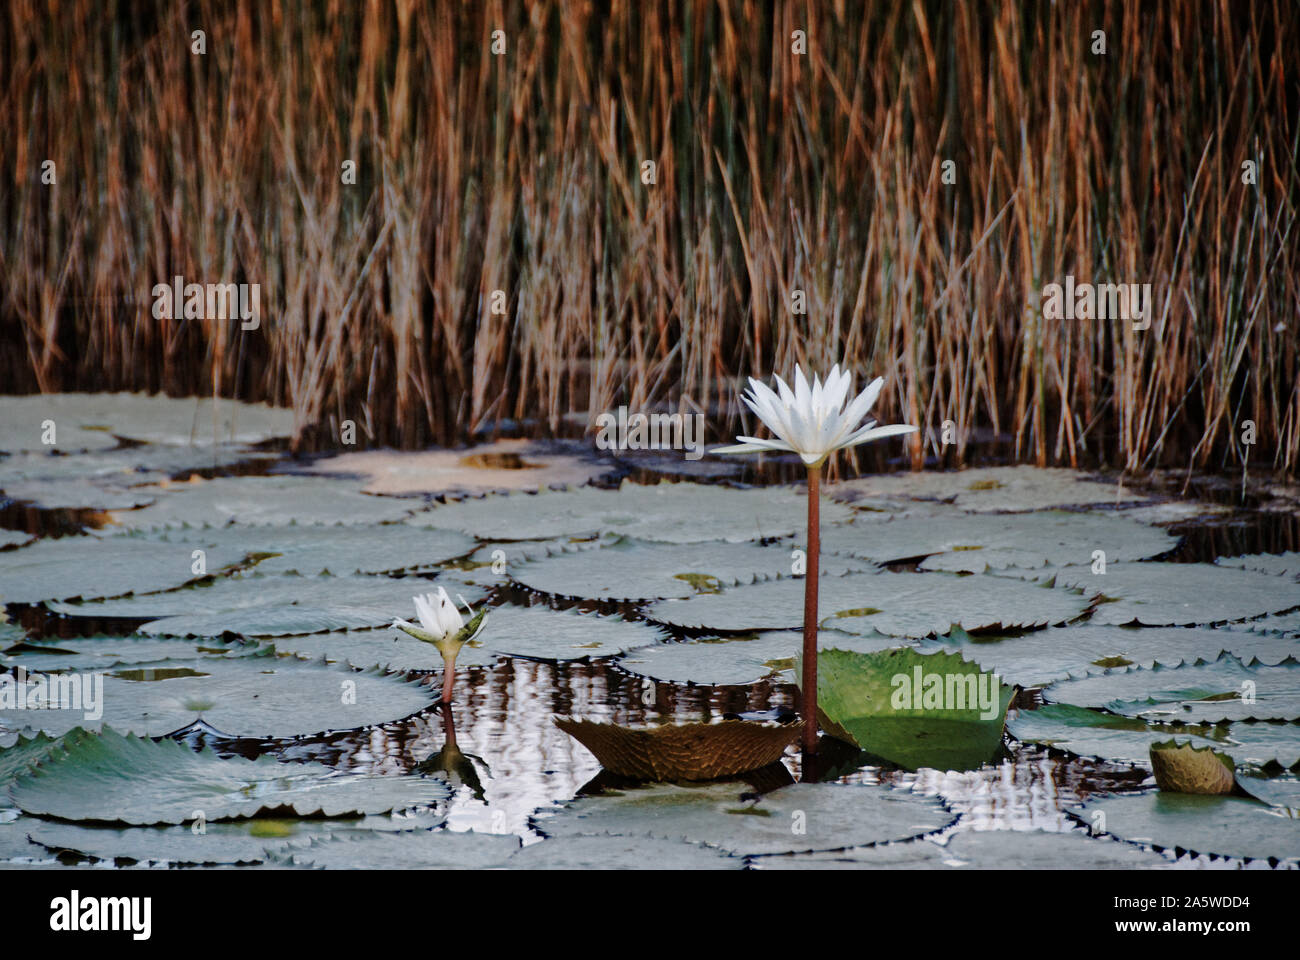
[1, 0, 1297, 474]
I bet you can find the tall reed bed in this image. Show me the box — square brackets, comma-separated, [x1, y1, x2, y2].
[2, 1, 1297, 473]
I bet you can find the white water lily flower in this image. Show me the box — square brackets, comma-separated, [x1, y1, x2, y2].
[715, 365, 916, 466]
[393, 587, 486, 659]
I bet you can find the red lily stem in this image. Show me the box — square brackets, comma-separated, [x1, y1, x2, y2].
[441, 651, 458, 704]
[802, 464, 821, 761]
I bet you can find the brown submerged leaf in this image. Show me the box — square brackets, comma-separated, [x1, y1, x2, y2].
[555, 718, 800, 781]
[1149, 739, 1236, 795]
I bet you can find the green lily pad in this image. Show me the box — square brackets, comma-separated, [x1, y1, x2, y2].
[821, 510, 1174, 571]
[2, 634, 262, 673]
[919, 624, 1299, 688]
[0, 535, 249, 603]
[412, 481, 853, 544]
[1039, 562, 1300, 625]
[1217, 552, 1300, 579]
[1, 478, 156, 510]
[613, 630, 910, 686]
[831, 466, 1142, 512]
[50, 573, 485, 638]
[505, 834, 742, 870]
[1072, 792, 1300, 862]
[117, 524, 478, 576]
[475, 604, 665, 661]
[0, 530, 34, 549]
[1008, 703, 1300, 769]
[1234, 776, 1300, 812]
[8, 727, 450, 825]
[105, 476, 417, 530]
[1043, 655, 1300, 722]
[645, 570, 1088, 636]
[0, 445, 277, 489]
[23, 810, 448, 866]
[271, 829, 521, 869]
[512, 537, 864, 602]
[263, 626, 499, 671]
[803, 647, 1014, 771]
[0, 731, 59, 809]
[0, 653, 434, 738]
[757, 828, 1175, 869]
[533, 780, 954, 855]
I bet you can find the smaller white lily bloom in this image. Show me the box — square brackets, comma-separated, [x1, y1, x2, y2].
[715, 365, 917, 467]
[393, 587, 487, 660]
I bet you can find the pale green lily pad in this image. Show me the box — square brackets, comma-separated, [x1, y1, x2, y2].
[0, 535, 249, 603]
[120, 524, 477, 576]
[1224, 611, 1300, 637]
[2, 634, 262, 673]
[533, 781, 954, 855]
[758, 829, 1174, 869]
[1072, 792, 1300, 862]
[1234, 776, 1300, 812]
[8, 727, 450, 825]
[1217, 553, 1300, 579]
[24, 810, 448, 866]
[613, 630, 910, 686]
[412, 481, 853, 543]
[1043, 655, 1300, 722]
[0, 530, 34, 549]
[0, 731, 59, 809]
[0, 478, 156, 510]
[104, 476, 417, 530]
[505, 834, 742, 870]
[1037, 562, 1300, 625]
[0, 393, 293, 453]
[0, 446, 277, 489]
[645, 570, 1088, 637]
[919, 625, 1300, 688]
[271, 829, 521, 869]
[475, 604, 665, 661]
[820, 510, 1174, 571]
[50, 574, 485, 638]
[807, 647, 1014, 771]
[1008, 703, 1300, 769]
[831, 466, 1141, 512]
[265, 626, 498, 671]
[0, 653, 434, 739]
[512, 538, 864, 602]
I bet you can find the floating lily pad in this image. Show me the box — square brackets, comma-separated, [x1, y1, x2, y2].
[105, 476, 417, 530]
[293, 439, 613, 496]
[1043, 655, 1300, 722]
[271, 829, 521, 869]
[506, 833, 742, 869]
[0, 535, 249, 603]
[804, 647, 1013, 771]
[533, 781, 954, 855]
[51, 574, 485, 638]
[1039, 562, 1300, 625]
[1072, 792, 1300, 862]
[2, 634, 262, 673]
[0, 530, 34, 549]
[613, 630, 910, 686]
[832, 466, 1141, 512]
[1149, 739, 1235, 794]
[1217, 552, 1300, 579]
[0, 393, 294, 453]
[758, 828, 1174, 869]
[412, 481, 853, 544]
[24, 810, 448, 866]
[262, 626, 497, 672]
[820, 510, 1174, 571]
[919, 624, 1300, 688]
[476, 605, 664, 661]
[1007, 703, 1300, 769]
[554, 719, 800, 780]
[9, 727, 450, 825]
[512, 538, 863, 602]
[1234, 776, 1300, 812]
[0, 446, 277, 489]
[0, 478, 156, 510]
[645, 570, 1088, 637]
[0, 653, 434, 738]
[0, 731, 59, 809]
[121, 524, 477, 576]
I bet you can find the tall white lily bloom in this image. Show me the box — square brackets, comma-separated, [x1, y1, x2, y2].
[393, 587, 488, 703]
[715, 365, 916, 467]
[715, 366, 916, 767]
